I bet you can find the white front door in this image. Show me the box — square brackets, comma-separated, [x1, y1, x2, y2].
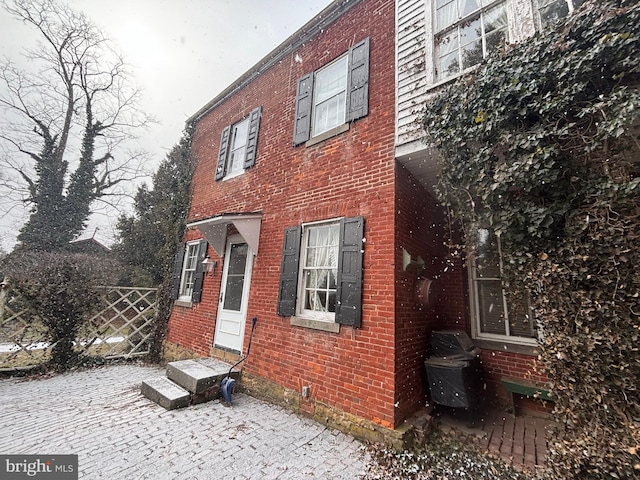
[214, 236, 253, 352]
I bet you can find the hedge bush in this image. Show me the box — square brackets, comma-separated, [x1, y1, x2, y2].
[2, 252, 121, 371]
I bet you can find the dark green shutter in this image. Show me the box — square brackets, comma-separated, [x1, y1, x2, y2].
[277, 226, 302, 316]
[347, 37, 370, 122]
[293, 73, 314, 146]
[171, 245, 186, 300]
[244, 106, 262, 169]
[335, 216, 364, 327]
[191, 239, 208, 304]
[215, 125, 231, 181]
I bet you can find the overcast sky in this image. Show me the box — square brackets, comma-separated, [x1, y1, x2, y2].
[0, 0, 334, 250]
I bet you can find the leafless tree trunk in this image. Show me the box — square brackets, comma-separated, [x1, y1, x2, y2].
[0, 0, 152, 251]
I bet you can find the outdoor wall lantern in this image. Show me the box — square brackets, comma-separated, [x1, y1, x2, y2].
[402, 247, 425, 275]
[202, 257, 218, 274]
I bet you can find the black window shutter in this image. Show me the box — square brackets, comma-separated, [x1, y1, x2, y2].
[293, 73, 314, 146]
[335, 216, 364, 327]
[277, 226, 302, 316]
[347, 37, 370, 122]
[215, 125, 231, 181]
[171, 244, 186, 300]
[191, 239, 208, 303]
[244, 106, 262, 169]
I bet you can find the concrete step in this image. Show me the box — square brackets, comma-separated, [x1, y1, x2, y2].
[141, 376, 190, 410]
[141, 358, 242, 409]
[167, 359, 219, 394]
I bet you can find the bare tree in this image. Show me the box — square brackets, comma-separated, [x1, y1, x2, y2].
[0, 0, 151, 251]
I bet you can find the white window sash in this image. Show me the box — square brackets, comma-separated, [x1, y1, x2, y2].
[312, 56, 348, 137]
[298, 222, 340, 322]
[179, 242, 200, 300]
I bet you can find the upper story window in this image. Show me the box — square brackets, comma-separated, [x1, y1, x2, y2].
[538, 0, 585, 29]
[225, 117, 250, 178]
[215, 106, 262, 181]
[470, 228, 537, 345]
[313, 56, 349, 137]
[434, 0, 508, 82]
[293, 37, 370, 146]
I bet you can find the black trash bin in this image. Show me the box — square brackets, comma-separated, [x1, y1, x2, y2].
[425, 330, 481, 421]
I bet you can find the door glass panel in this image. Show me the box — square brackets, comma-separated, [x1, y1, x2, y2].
[223, 243, 248, 311]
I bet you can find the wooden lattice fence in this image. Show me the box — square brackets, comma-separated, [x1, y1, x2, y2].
[0, 285, 158, 371]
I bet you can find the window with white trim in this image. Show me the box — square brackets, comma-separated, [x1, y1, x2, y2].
[178, 241, 202, 300]
[299, 221, 340, 321]
[277, 217, 364, 328]
[312, 56, 348, 137]
[537, 0, 585, 29]
[225, 117, 250, 178]
[292, 38, 370, 146]
[215, 106, 262, 181]
[470, 228, 537, 344]
[433, 0, 508, 82]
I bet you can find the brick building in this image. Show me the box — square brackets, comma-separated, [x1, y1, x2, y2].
[167, 0, 575, 441]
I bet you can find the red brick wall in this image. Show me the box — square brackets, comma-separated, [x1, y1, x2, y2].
[168, 0, 399, 428]
[393, 165, 450, 421]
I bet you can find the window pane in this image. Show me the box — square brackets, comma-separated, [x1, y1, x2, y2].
[315, 57, 347, 103]
[228, 243, 248, 275]
[460, 0, 480, 17]
[540, 0, 569, 27]
[223, 243, 247, 311]
[182, 271, 195, 297]
[231, 119, 249, 149]
[484, 4, 507, 34]
[223, 277, 244, 311]
[227, 118, 249, 176]
[477, 280, 506, 335]
[485, 29, 507, 56]
[179, 243, 200, 297]
[228, 146, 246, 174]
[436, 31, 460, 80]
[436, 0, 457, 31]
[474, 229, 501, 278]
[508, 299, 536, 338]
[460, 17, 482, 69]
[313, 93, 346, 136]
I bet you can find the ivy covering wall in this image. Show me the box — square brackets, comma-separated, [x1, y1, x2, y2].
[422, 1, 639, 477]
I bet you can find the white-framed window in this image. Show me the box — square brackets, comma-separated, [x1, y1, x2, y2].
[292, 38, 369, 146]
[225, 117, 250, 178]
[298, 221, 340, 322]
[178, 241, 202, 300]
[215, 106, 261, 181]
[312, 56, 348, 137]
[433, 0, 508, 82]
[470, 228, 537, 345]
[277, 216, 364, 329]
[537, 0, 585, 29]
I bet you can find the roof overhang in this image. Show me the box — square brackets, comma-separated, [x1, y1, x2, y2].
[187, 213, 262, 257]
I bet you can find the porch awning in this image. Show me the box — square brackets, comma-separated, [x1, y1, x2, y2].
[187, 213, 262, 257]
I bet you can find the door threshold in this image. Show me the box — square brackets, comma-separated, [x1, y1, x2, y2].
[210, 345, 241, 363]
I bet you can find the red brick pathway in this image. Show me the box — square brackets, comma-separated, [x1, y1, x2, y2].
[438, 408, 554, 471]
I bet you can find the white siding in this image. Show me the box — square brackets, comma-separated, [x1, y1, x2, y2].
[396, 0, 428, 148]
[395, 0, 538, 155]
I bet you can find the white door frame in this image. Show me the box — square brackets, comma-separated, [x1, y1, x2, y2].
[214, 235, 253, 352]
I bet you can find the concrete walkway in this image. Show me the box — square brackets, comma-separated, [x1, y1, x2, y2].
[0, 364, 369, 479]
